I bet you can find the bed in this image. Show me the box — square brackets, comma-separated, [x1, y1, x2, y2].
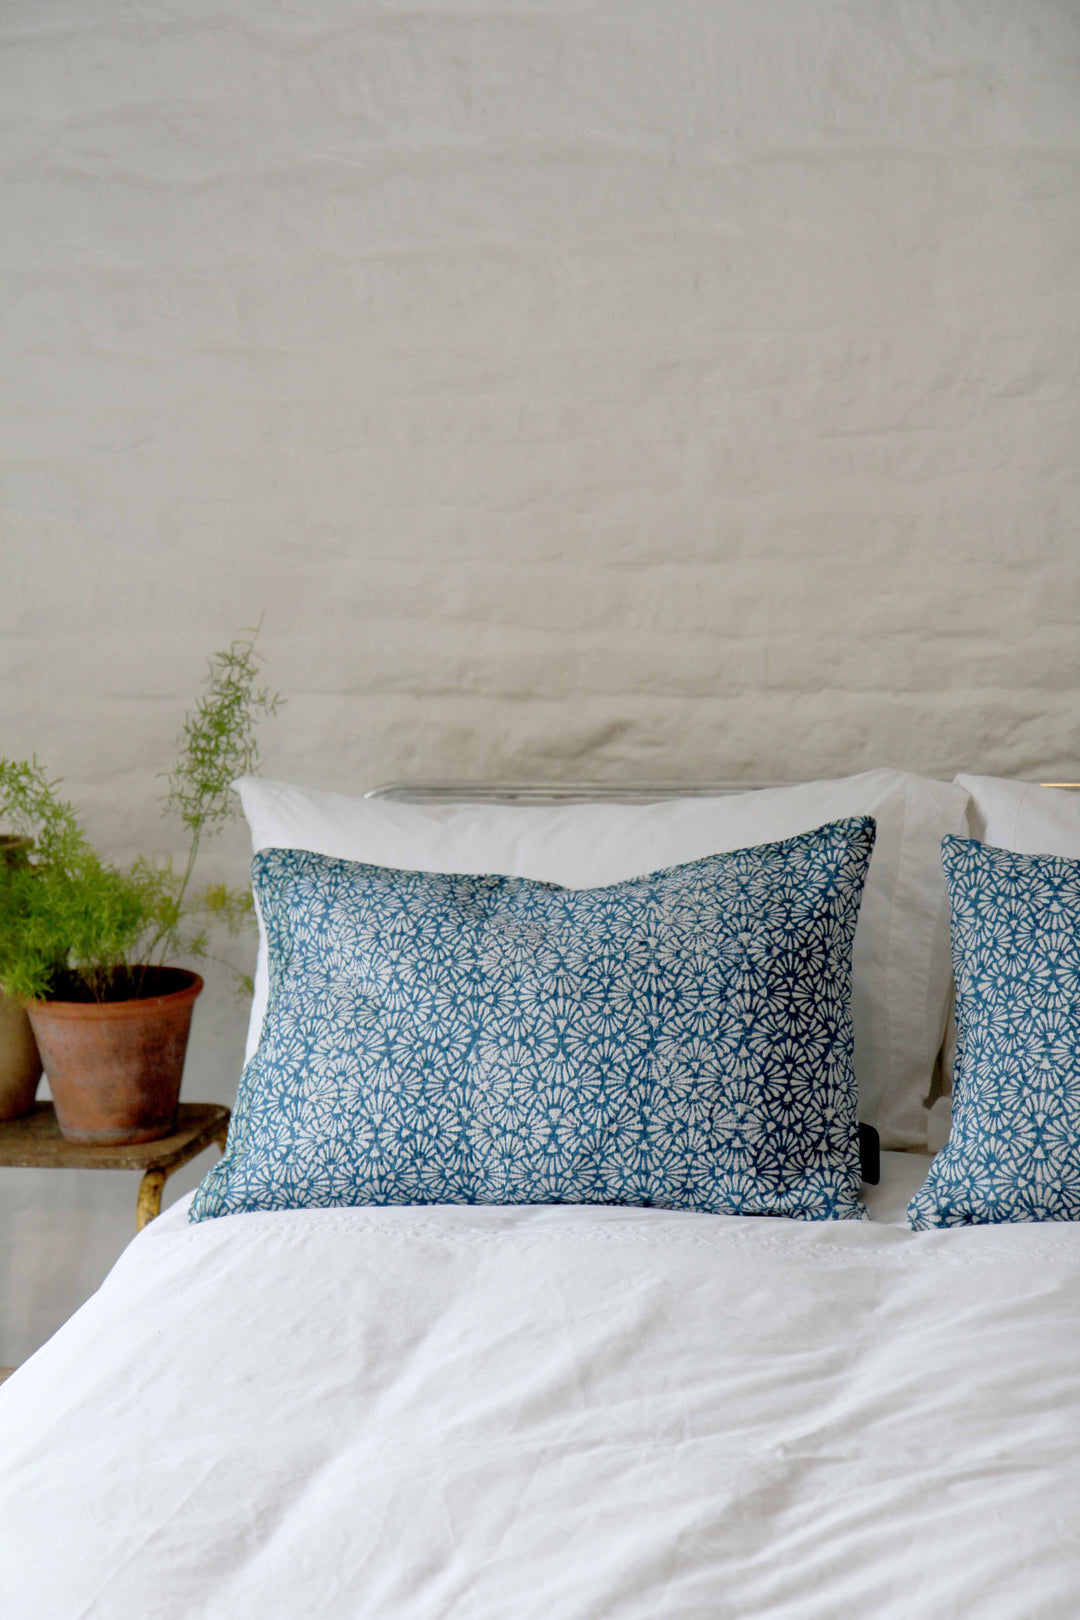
[3, 1153, 1080, 1618]
[2, 774, 1079, 1618]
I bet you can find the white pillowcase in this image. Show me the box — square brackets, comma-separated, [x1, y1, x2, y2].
[955, 775, 1080, 857]
[236, 769, 969, 1149]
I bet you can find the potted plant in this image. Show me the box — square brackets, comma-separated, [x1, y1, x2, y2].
[0, 835, 43, 1121]
[0, 634, 279, 1145]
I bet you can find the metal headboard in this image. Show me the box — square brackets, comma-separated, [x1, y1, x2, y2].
[367, 780, 1080, 806]
[367, 782, 785, 805]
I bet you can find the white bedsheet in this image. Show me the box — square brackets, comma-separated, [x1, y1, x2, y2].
[2, 1153, 1079, 1619]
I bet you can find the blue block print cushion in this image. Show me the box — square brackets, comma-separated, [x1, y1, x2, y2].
[191, 817, 875, 1224]
[909, 836, 1080, 1228]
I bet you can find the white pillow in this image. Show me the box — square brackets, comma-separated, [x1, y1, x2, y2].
[955, 775, 1080, 857]
[237, 770, 969, 1149]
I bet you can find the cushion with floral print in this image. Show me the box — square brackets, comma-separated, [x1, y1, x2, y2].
[909, 835, 1080, 1228]
[191, 818, 875, 1224]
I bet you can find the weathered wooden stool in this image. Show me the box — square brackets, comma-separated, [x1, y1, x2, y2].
[0, 1100, 230, 1231]
[0, 1100, 231, 1382]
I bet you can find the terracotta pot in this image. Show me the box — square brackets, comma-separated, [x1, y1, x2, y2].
[0, 990, 42, 1121]
[26, 967, 203, 1146]
[0, 835, 43, 1119]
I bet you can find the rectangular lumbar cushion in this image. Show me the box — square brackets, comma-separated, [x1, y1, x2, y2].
[908, 835, 1080, 1228]
[192, 817, 875, 1223]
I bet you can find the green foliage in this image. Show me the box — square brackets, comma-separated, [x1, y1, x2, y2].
[198, 881, 255, 934]
[190, 879, 258, 999]
[164, 633, 281, 844]
[0, 631, 281, 1004]
[0, 762, 151, 1000]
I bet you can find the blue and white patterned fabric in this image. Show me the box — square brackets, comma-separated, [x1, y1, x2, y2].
[191, 818, 875, 1224]
[909, 836, 1080, 1228]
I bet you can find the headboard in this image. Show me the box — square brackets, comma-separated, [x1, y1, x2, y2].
[367, 780, 1080, 805]
[368, 782, 785, 804]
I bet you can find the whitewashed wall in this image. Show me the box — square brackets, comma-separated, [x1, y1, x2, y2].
[2, 0, 1079, 1362]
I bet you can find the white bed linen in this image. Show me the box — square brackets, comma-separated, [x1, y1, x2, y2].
[955, 774, 1080, 856]
[2, 1154, 1079, 1620]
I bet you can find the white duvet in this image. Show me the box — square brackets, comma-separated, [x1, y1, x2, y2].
[2, 1155, 1079, 1619]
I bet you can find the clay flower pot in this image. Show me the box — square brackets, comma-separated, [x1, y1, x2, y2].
[0, 834, 43, 1120]
[0, 988, 43, 1122]
[26, 967, 203, 1146]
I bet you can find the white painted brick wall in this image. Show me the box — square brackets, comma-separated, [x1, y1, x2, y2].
[1, 0, 1078, 1360]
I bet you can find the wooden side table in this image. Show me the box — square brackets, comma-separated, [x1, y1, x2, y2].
[0, 1101, 230, 1232]
[0, 1102, 231, 1382]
